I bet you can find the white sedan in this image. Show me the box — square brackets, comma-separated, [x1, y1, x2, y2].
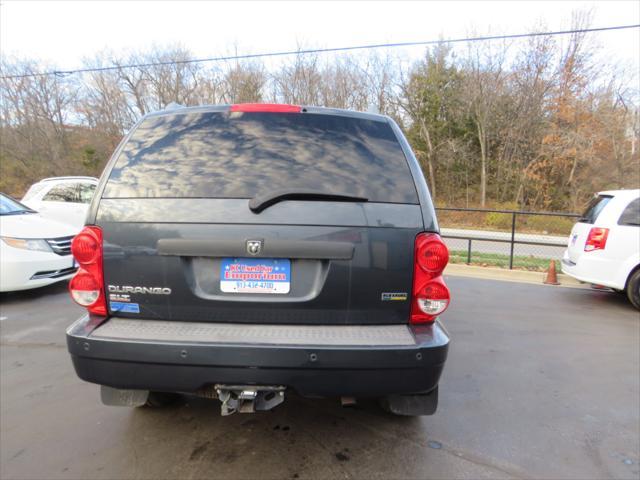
[562, 189, 640, 309]
[0, 193, 79, 292]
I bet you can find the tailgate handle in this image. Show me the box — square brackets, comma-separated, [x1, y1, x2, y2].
[157, 239, 354, 260]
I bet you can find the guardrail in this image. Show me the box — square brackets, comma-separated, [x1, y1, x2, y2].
[435, 207, 581, 269]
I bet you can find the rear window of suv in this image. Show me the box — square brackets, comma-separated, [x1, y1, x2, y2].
[103, 111, 418, 204]
[579, 195, 613, 224]
[618, 198, 640, 226]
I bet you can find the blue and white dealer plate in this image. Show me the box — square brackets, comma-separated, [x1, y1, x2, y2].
[220, 258, 291, 294]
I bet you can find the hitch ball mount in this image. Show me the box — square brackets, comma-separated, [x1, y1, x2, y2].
[215, 384, 286, 416]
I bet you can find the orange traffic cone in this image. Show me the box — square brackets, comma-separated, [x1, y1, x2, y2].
[544, 260, 560, 285]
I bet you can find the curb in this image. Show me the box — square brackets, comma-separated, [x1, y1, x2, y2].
[444, 263, 587, 289]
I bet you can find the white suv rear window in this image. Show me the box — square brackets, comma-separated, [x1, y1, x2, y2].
[619, 198, 640, 226]
[579, 195, 612, 224]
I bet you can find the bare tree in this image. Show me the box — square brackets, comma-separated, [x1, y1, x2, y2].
[399, 44, 464, 201]
[273, 53, 323, 105]
[1, 58, 76, 192]
[78, 55, 137, 135]
[462, 38, 508, 207]
[142, 46, 201, 108]
[219, 61, 266, 104]
[316, 55, 369, 110]
[1, 19, 638, 207]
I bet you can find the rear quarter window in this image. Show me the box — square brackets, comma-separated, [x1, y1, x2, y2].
[579, 195, 613, 224]
[102, 111, 419, 204]
[78, 183, 96, 204]
[42, 183, 80, 203]
[618, 198, 640, 226]
[22, 183, 47, 201]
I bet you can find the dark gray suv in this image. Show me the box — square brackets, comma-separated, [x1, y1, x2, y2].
[66, 103, 451, 416]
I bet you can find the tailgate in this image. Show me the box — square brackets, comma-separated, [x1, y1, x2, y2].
[95, 108, 428, 325]
[99, 199, 424, 325]
[567, 222, 591, 263]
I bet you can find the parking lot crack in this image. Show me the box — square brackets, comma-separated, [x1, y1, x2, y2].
[440, 446, 528, 479]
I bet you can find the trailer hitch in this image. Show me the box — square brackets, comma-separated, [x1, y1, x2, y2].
[215, 385, 286, 416]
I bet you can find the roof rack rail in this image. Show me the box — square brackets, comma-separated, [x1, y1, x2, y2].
[39, 176, 99, 182]
[164, 102, 185, 111]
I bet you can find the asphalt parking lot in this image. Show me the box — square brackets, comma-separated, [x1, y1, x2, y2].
[1, 276, 639, 480]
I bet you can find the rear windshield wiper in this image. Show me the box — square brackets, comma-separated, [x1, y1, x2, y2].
[249, 189, 368, 213]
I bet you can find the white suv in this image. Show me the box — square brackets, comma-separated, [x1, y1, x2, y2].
[562, 189, 640, 309]
[22, 177, 98, 229]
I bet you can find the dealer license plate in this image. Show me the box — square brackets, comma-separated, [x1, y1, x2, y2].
[220, 258, 291, 294]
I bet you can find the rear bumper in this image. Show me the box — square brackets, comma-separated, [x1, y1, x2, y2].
[67, 316, 450, 397]
[561, 249, 625, 290]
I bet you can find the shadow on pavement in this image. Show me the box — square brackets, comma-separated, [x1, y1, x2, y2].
[563, 284, 638, 313]
[113, 392, 428, 479]
[0, 281, 69, 305]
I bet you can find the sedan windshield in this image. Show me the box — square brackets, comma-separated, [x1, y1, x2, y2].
[0, 194, 35, 215]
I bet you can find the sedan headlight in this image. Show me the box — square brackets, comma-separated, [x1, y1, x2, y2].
[1, 237, 52, 252]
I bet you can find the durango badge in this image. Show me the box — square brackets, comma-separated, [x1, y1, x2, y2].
[108, 285, 172, 295]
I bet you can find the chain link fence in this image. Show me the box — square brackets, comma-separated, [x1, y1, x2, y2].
[435, 207, 581, 270]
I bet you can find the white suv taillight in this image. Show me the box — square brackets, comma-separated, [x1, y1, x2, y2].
[69, 226, 107, 316]
[584, 227, 609, 252]
[411, 233, 451, 324]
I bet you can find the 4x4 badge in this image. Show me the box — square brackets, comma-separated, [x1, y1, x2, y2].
[246, 239, 263, 256]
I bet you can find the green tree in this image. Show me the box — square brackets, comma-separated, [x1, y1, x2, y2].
[399, 44, 466, 201]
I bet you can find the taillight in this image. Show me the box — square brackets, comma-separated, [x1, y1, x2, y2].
[69, 226, 106, 316]
[411, 233, 450, 324]
[71, 230, 100, 263]
[415, 233, 449, 272]
[230, 103, 301, 113]
[584, 227, 609, 252]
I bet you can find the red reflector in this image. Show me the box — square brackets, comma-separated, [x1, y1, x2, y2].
[422, 280, 450, 300]
[584, 227, 609, 252]
[230, 103, 301, 113]
[70, 270, 100, 291]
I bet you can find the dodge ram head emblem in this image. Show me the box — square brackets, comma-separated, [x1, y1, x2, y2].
[246, 239, 263, 256]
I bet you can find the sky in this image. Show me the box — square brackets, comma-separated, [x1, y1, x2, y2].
[1, 0, 639, 73]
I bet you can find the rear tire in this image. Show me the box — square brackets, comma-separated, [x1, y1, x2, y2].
[627, 269, 640, 310]
[141, 391, 181, 408]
